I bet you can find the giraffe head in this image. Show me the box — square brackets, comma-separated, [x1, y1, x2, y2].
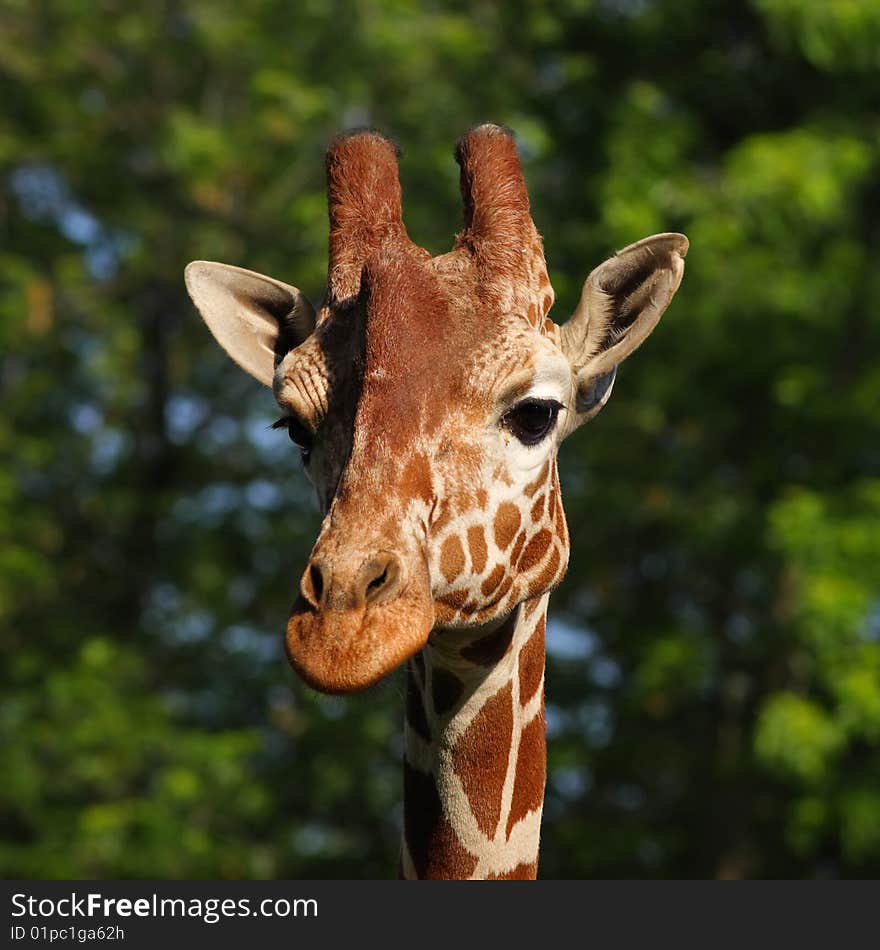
[185, 126, 687, 694]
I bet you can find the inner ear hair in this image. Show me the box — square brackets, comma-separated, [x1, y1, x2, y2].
[184, 261, 316, 388]
[561, 232, 688, 380]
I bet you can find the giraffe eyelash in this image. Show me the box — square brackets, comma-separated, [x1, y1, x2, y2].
[271, 415, 314, 457]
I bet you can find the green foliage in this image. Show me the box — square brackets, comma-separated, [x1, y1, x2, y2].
[3, 639, 268, 877]
[755, 0, 880, 71]
[755, 693, 843, 784]
[2, 0, 879, 878]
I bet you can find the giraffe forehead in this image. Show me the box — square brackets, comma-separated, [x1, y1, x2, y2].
[278, 242, 563, 409]
[354, 254, 562, 427]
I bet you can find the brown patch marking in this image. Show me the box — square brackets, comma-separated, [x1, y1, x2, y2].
[494, 502, 520, 550]
[530, 494, 545, 523]
[527, 546, 562, 598]
[404, 761, 477, 879]
[505, 713, 546, 838]
[467, 526, 488, 575]
[554, 495, 567, 542]
[487, 862, 538, 880]
[440, 534, 466, 583]
[432, 505, 454, 534]
[401, 452, 433, 506]
[481, 564, 505, 597]
[494, 575, 514, 604]
[518, 528, 552, 573]
[524, 463, 549, 498]
[461, 609, 517, 666]
[518, 614, 546, 706]
[438, 587, 469, 610]
[452, 682, 513, 838]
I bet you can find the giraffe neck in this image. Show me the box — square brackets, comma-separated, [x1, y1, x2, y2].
[401, 593, 548, 879]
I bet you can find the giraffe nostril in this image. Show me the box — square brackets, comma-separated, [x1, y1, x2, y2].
[309, 564, 325, 603]
[300, 560, 327, 609]
[367, 567, 388, 593]
[361, 552, 404, 606]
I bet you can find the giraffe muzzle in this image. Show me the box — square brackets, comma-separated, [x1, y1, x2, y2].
[285, 549, 434, 694]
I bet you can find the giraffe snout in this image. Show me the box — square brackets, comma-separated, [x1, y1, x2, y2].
[299, 551, 406, 611]
[286, 545, 433, 694]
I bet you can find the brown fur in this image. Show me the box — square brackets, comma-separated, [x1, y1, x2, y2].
[510, 530, 528, 567]
[506, 714, 546, 838]
[480, 564, 506, 597]
[404, 761, 478, 880]
[518, 614, 546, 704]
[453, 682, 513, 838]
[467, 525, 488, 574]
[326, 133, 410, 304]
[494, 502, 521, 551]
[523, 463, 548, 498]
[460, 608, 518, 666]
[440, 535, 466, 584]
[455, 126, 538, 287]
[530, 495, 546, 522]
[487, 863, 538, 880]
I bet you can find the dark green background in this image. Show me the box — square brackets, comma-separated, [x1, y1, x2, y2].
[3, 0, 879, 878]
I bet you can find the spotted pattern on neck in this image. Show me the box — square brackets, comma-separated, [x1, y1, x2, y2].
[401, 595, 549, 879]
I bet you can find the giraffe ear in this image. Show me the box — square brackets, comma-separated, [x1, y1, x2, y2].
[184, 261, 316, 388]
[560, 233, 688, 414]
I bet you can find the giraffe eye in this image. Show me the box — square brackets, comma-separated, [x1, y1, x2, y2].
[272, 415, 314, 460]
[503, 399, 563, 446]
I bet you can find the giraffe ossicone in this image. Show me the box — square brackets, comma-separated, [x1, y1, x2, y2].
[185, 124, 687, 879]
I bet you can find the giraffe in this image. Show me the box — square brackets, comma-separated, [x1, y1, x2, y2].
[184, 125, 687, 879]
